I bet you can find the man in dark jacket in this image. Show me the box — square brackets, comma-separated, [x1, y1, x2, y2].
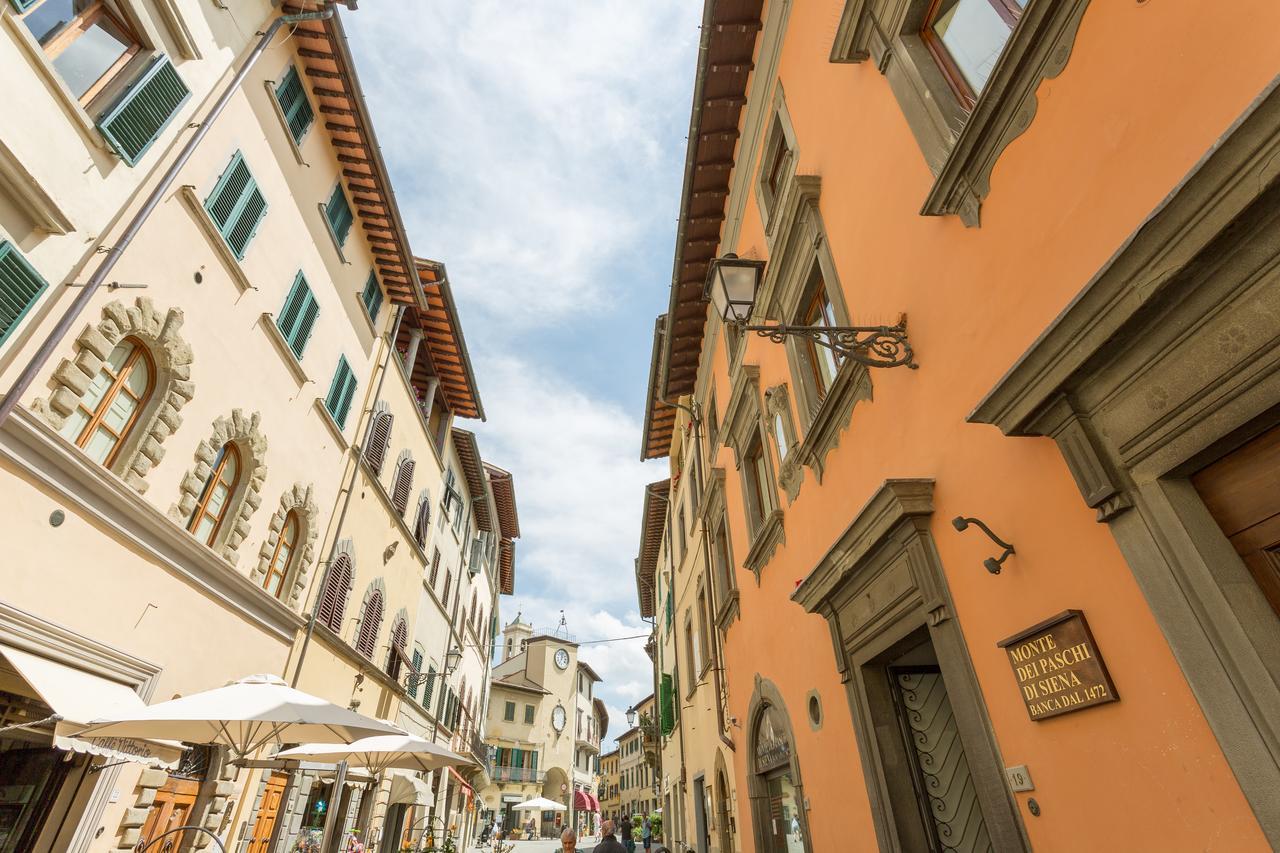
[592, 820, 627, 853]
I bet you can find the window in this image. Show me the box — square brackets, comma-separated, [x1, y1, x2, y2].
[503, 700, 515, 722]
[686, 615, 700, 691]
[386, 617, 408, 678]
[390, 454, 415, 517]
[742, 432, 771, 533]
[324, 355, 358, 429]
[773, 412, 789, 463]
[187, 442, 239, 546]
[765, 128, 788, 200]
[698, 590, 713, 675]
[799, 280, 841, 400]
[17, 0, 142, 103]
[355, 587, 383, 658]
[412, 492, 431, 548]
[409, 649, 423, 700]
[276, 271, 319, 359]
[442, 569, 452, 605]
[360, 270, 383, 323]
[364, 410, 392, 474]
[422, 664, 437, 708]
[273, 64, 314, 144]
[524, 704, 535, 724]
[712, 516, 736, 603]
[0, 241, 49, 348]
[58, 336, 152, 466]
[205, 151, 268, 260]
[262, 510, 298, 599]
[677, 507, 687, 563]
[921, 0, 1026, 108]
[324, 182, 353, 248]
[316, 553, 353, 632]
[429, 548, 441, 587]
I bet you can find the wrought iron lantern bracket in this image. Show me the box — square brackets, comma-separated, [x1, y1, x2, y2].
[737, 314, 917, 369]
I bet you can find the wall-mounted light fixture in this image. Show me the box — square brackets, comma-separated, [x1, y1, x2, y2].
[704, 254, 917, 369]
[951, 516, 1015, 574]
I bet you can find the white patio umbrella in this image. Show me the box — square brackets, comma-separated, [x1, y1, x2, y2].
[75, 673, 402, 757]
[513, 796, 567, 812]
[273, 732, 471, 774]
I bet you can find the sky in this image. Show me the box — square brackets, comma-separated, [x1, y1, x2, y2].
[345, 2, 701, 751]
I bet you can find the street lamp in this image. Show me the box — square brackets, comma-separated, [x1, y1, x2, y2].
[626, 707, 637, 729]
[704, 253, 917, 369]
[404, 645, 463, 692]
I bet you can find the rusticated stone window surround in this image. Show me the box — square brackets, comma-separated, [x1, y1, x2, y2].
[830, 0, 1092, 226]
[764, 384, 802, 503]
[33, 297, 194, 494]
[251, 482, 320, 610]
[700, 468, 741, 629]
[354, 576, 387, 657]
[167, 409, 268, 564]
[755, 84, 800, 237]
[721, 364, 785, 580]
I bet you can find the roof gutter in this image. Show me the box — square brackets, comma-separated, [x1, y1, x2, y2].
[659, 0, 719, 403]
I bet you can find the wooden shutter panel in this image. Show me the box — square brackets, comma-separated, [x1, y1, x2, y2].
[317, 554, 352, 632]
[325, 183, 353, 246]
[205, 152, 268, 259]
[423, 665, 437, 707]
[429, 549, 441, 586]
[361, 271, 383, 321]
[409, 649, 423, 699]
[97, 56, 190, 166]
[277, 271, 320, 358]
[413, 493, 431, 547]
[364, 412, 392, 474]
[326, 356, 357, 429]
[391, 458, 415, 516]
[356, 589, 383, 658]
[275, 65, 314, 144]
[0, 242, 49, 347]
[660, 674, 675, 735]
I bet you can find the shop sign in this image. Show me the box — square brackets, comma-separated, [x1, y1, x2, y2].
[998, 610, 1118, 721]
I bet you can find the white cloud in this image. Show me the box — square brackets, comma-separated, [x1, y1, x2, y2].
[346, 1, 698, 325]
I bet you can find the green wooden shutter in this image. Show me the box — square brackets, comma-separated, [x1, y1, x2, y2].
[205, 151, 268, 259]
[360, 270, 382, 322]
[277, 271, 318, 357]
[97, 56, 190, 166]
[530, 751, 538, 772]
[659, 674, 675, 735]
[0, 242, 48, 348]
[325, 356, 357, 429]
[274, 65, 314, 144]
[8, 0, 39, 11]
[324, 183, 353, 247]
[664, 588, 674, 632]
[423, 665, 437, 708]
[513, 748, 523, 768]
[409, 650, 423, 700]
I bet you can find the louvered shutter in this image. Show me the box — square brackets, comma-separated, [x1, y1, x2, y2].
[356, 589, 383, 658]
[364, 412, 392, 474]
[391, 458, 415, 516]
[361, 270, 383, 321]
[317, 554, 352, 632]
[423, 665, 437, 708]
[0, 242, 48, 347]
[660, 674, 675, 735]
[429, 549, 441, 586]
[205, 151, 268, 259]
[97, 56, 189, 166]
[409, 649, 423, 699]
[324, 183, 353, 246]
[277, 271, 319, 358]
[413, 493, 431, 547]
[274, 65, 314, 144]
[325, 356, 358, 429]
[388, 618, 408, 676]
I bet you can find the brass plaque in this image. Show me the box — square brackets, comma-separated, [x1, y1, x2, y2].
[997, 610, 1118, 721]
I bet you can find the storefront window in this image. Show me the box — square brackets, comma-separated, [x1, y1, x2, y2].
[753, 703, 809, 853]
[0, 690, 71, 853]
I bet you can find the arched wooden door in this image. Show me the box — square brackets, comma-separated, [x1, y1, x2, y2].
[246, 772, 289, 852]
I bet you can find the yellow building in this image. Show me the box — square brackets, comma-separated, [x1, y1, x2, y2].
[598, 748, 620, 826]
[616, 694, 656, 825]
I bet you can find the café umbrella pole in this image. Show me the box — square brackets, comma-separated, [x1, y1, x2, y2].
[319, 759, 348, 851]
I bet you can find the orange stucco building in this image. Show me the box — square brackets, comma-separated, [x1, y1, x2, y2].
[638, 1, 1280, 851]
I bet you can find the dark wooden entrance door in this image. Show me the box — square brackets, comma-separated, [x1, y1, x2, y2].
[1193, 424, 1280, 619]
[247, 772, 288, 853]
[139, 777, 199, 851]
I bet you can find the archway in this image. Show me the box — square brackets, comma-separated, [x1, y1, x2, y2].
[746, 678, 811, 853]
[536, 766, 570, 840]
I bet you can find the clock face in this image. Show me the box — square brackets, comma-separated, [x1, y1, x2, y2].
[552, 705, 567, 732]
[554, 649, 570, 670]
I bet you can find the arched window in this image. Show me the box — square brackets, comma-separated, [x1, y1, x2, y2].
[386, 616, 408, 677]
[469, 591, 478, 631]
[188, 442, 240, 546]
[364, 410, 393, 474]
[355, 587, 384, 658]
[391, 455, 415, 517]
[317, 553, 353, 632]
[262, 511, 299, 599]
[412, 491, 431, 548]
[60, 336, 154, 467]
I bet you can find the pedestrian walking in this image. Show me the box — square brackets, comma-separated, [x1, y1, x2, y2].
[641, 815, 652, 852]
[620, 815, 635, 853]
[592, 819, 627, 853]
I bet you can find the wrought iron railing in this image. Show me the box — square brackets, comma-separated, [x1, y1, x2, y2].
[469, 730, 489, 768]
[491, 765, 544, 783]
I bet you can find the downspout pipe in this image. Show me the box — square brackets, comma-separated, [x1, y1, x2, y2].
[0, 5, 336, 428]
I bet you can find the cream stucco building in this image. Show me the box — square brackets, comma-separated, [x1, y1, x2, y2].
[0, 2, 518, 852]
[479, 617, 607, 840]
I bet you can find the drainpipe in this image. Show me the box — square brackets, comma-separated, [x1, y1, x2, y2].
[0, 4, 339, 428]
[291, 305, 404, 688]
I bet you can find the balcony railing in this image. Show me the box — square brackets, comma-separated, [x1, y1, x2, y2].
[491, 765, 544, 783]
[469, 730, 489, 769]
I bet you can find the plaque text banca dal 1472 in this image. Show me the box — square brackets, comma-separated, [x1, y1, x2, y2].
[997, 610, 1118, 721]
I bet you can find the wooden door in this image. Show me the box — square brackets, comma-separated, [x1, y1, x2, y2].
[139, 777, 199, 851]
[246, 772, 288, 853]
[1193, 424, 1280, 618]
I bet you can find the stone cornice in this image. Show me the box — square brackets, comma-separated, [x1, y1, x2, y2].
[792, 479, 934, 612]
[743, 508, 785, 582]
[0, 407, 303, 643]
[796, 361, 872, 483]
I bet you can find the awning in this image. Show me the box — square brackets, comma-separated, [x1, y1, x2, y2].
[448, 765, 474, 797]
[389, 771, 432, 805]
[574, 790, 590, 810]
[0, 644, 180, 769]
